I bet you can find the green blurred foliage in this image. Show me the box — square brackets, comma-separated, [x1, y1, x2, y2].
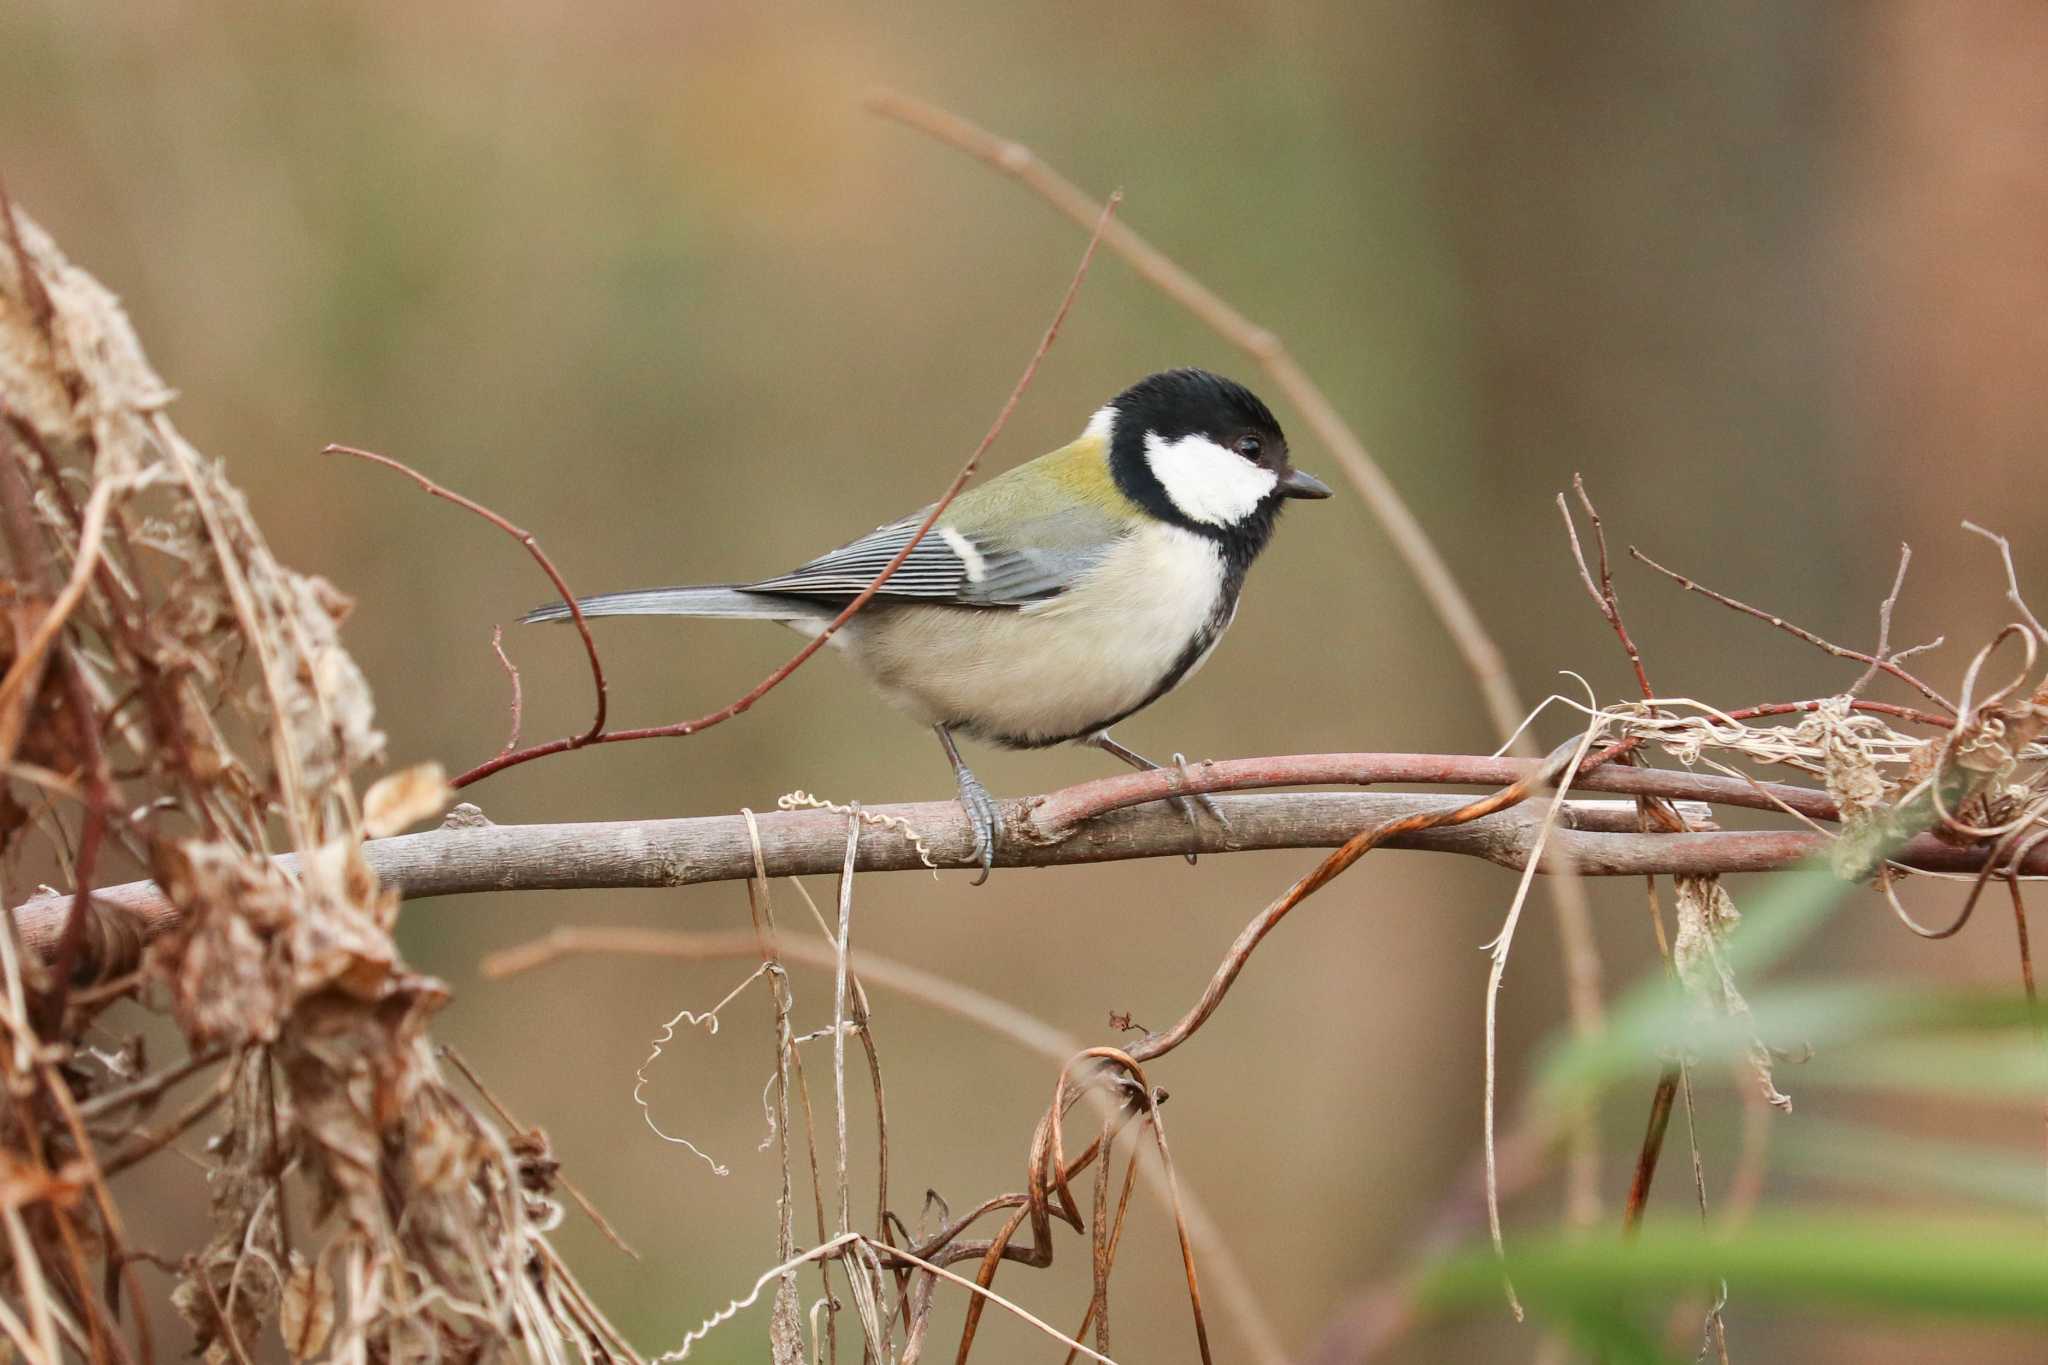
[5, 2, 2046, 1362]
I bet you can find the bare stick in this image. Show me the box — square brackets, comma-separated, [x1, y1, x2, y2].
[1125, 742, 1589, 1070]
[490, 625, 523, 756]
[1964, 521, 2048, 644]
[1559, 476, 1654, 702]
[1632, 545, 1956, 711]
[446, 191, 1122, 791]
[1848, 544, 1930, 696]
[28, 785, 2048, 974]
[324, 442, 608, 744]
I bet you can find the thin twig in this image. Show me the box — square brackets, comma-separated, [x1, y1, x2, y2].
[101, 1053, 242, 1179]
[1559, 476, 1653, 701]
[76, 1044, 231, 1122]
[1964, 521, 2048, 645]
[488, 926, 1285, 1364]
[324, 443, 608, 745]
[1631, 545, 1956, 711]
[445, 191, 1122, 791]
[1848, 544, 1928, 696]
[437, 1044, 638, 1259]
[1128, 739, 1596, 1071]
[490, 625, 523, 756]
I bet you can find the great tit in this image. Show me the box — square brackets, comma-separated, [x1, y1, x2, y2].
[524, 368, 1330, 878]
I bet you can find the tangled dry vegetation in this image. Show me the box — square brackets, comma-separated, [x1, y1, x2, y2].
[0, 199, 631, 1361]
[3, 97, 2048, 1365]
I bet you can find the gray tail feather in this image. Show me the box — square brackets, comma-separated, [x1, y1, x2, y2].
[520, 585, 829, 625]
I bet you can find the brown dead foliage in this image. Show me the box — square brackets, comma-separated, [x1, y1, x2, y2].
[0, 200, 624, 1362]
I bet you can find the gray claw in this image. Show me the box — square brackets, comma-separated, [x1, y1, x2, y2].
[937, 724, 1005, 884]
[955, 771, 1003, 885]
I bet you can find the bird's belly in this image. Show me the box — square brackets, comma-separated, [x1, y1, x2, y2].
[842, 529, 1229, 747]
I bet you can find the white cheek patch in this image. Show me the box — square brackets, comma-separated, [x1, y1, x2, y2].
[1143, 431, 1278, 526]
[939, 527, 987, 583]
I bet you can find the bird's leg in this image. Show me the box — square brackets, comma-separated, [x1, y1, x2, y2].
[935, 724, 1002, 885]
[1088, 733, 1229, 862]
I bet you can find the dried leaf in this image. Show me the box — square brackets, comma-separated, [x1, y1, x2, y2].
[770, 1273, 806, 1365]
[362, 761, 450, 838]
[280, 1253, 336, 1360]
[1674, 875, 1793, 1111]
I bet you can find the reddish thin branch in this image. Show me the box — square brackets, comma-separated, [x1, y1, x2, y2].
[1122, 740, 1590, 1067]
[1631, 545, 1956, 712]
[439, 191, 1121, 791]
[489, 625, 522, 756]
[1560, 476, 1655, 703]
[1025, 751, 1842, 831]
[323, 442, 608, 746]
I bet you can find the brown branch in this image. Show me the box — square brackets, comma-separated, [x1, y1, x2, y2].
[489, 624, 523, 756]
[1631, 545, 1956, 712]
[1122, 739, 1592, 1070]
[1560, 475, 1654, 703]
[442, 191, 1121, 791]
[1848, 544, 1927, 696]
[19, 750, 2046, 978]
[322, 443, 609, 746]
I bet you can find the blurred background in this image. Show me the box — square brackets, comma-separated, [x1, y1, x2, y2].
[5, 2, 2047, 1360]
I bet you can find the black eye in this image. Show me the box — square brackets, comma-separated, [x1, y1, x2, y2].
[1232, 434, 1263, 461]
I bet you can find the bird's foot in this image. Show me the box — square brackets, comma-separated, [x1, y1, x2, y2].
[1167, 752, 1229, 864]
[953, 767, 1005, 885]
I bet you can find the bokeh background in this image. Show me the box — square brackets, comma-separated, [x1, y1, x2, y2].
[6, 3, 2048, 1361]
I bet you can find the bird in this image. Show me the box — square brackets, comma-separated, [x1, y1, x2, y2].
[523, 368, 1331, 880]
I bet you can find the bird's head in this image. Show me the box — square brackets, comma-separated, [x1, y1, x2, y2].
[1093, 369, 1330, 551]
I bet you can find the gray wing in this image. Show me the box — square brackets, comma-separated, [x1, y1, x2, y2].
[743, 507, 1117, 608]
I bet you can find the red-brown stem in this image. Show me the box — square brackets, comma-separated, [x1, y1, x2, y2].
[324, 442, 608, 745]
[1632, 545, 1956, 712]
[444, 192, 1122, 792]
[1560, 476, 1655, 703]
[1026, 751, 1841, 833]
[1124, 741, 1591, 1067]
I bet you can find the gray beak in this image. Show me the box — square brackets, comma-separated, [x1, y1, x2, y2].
[1278, 467, 1332, 500]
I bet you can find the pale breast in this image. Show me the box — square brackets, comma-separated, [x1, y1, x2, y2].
[837, 522, 1231, 747]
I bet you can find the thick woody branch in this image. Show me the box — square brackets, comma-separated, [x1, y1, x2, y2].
[14, 759, 2048, 977]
